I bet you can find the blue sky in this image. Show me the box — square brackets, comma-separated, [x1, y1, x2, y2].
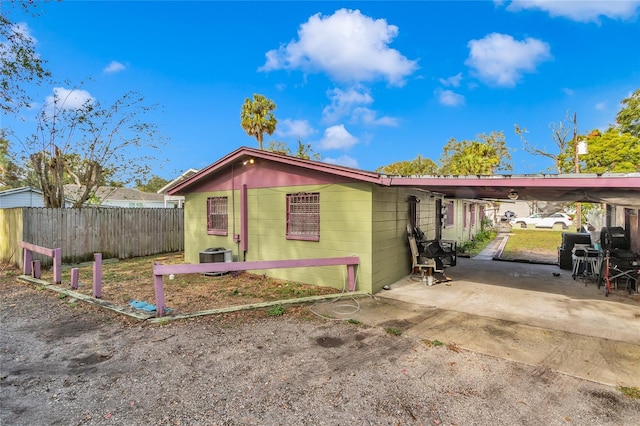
[3, 0, 640, 181]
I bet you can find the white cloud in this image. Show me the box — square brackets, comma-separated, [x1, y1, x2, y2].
[352, 107, 399, 126]
[104, 61, 126, 73]
[323, 155, 359, 168]
[316, 125, 359, 150]
[45, 87, 94, 111]
[260, 8, 418, 86]
[323, 86, 373, 122]
[465, 33, 552, 87]
[595, 101, 606, 111]
[439, 73, 463, 88]
[322, 86, 397, 126]
[435, 89, 465, 107]
[275, 119, 316, 139]
[562, 88, 574, 96]
[500, 0, 640, 23]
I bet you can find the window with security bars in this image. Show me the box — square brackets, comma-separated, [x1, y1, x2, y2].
[286, 192, 320, 241]
[207, 196, 228, 235]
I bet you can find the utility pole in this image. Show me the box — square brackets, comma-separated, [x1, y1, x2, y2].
[573, 112, 582, 231]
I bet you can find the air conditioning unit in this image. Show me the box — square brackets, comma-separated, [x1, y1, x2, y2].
[199, 247, 233, 276]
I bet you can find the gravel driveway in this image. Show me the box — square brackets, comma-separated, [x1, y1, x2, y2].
[2, 278, 639, 425]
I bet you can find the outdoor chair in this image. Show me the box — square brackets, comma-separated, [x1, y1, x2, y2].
[408, 235, 441, 286]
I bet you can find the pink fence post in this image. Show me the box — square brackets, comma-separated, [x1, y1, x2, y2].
[153, 262, 165, 317]
[32, 260, 41, 279]
[70, 268, 79, 289]
[23, 248, 32, 276]
[53, 248, 62, 284]
[93, 253, 102, 298]
[347, 264, 356, 291]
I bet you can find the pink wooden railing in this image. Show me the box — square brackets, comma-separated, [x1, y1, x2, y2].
[152, 256, 360, 317]
[20, 242, 62, 284]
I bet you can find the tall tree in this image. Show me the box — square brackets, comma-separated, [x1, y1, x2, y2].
[240, 94, 277, 150]
[616, 88, 640, 138]
[19, 89, 166, 207]
[0, 129, 23, 189]
[439, 131, 512, 175]
[570, 128, 640, 174]
[136, 175, 170, 193]
[376, 155, 438, 175]
[515, 111, 575, 173]
[265, 138, 321, 160]
[0, 3, 51, 115]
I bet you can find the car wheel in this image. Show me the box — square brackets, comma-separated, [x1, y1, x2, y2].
[554, 222, 567, 230]
[516, 221, 526, 229]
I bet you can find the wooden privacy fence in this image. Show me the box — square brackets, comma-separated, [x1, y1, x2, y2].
[1, 207, 184, 267]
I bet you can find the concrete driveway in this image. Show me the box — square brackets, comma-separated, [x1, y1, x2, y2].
[315, 257, 640, 387]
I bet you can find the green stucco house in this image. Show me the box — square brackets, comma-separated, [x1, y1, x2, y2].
[168, 147, 486, 294]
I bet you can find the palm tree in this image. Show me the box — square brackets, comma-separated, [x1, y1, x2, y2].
[240, 94, 277, 150]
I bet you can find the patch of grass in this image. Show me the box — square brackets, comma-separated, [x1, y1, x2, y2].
[618, 386, 640, 399]
[37, 285, 46, 291]
[267, 305, 285, 316]
[42, 252, 341, 316]
[68, 302, 78, 308]
[501, 229, 564, 260]
[423, 339, 444, 347]
[57, 293, 68, 299]
[347, 319, 362, 325]
[385, 327, 402, 336]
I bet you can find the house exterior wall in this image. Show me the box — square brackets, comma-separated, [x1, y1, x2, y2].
[441, 199, 484, 244]
[0, 190, 45, 208]
[183, 182, 376, 292]
[370, 187, 439, 293]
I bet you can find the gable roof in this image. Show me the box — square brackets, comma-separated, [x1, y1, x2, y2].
[169, 147, 640, 208]
[157, 168, 199, 194]
[64, 185, 165, 203]
[0, 186, 43, 197]
[168, 146, 381, 195]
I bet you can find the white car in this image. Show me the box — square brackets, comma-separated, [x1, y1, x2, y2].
[510, 212, 573, 229]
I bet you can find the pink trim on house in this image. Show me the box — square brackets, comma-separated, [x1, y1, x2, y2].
[241, 184, 248, 252]
[169, 147, 380, 195]
[168, 147, 640, 205]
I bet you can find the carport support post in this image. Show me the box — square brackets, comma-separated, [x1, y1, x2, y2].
[93, 253, 102, 298]
[71, 268, 79, 290]
[153, 262, 165, 317]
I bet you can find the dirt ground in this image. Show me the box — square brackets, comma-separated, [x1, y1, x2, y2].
[2, 266, 640, 425]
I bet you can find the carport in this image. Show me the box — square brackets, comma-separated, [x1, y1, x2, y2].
[360, 173, 640, 385]
[382, 172, 640, 253]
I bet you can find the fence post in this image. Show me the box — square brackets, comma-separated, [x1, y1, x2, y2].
[23, 248, 32, 276]
[32, 260, 41, 279]
[348, 264, 356, 291]
[53, 248, 62, 284]
[93, 253, 102, 298]
[71, 268, 79, 290]
[153, 262, 165, 317]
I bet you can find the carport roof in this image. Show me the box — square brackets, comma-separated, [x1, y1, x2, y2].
[171, 147, 640, 208]
[382, 174, 640, 208]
